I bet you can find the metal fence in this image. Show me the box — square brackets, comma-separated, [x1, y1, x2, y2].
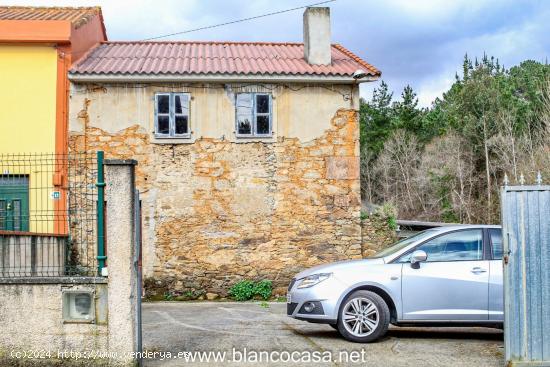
[0, 153, 98, 277]
[501, 177, 550, 366]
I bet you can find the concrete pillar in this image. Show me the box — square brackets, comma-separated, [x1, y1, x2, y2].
[105, 159, 137, 366]
[303, 7, 332, 65]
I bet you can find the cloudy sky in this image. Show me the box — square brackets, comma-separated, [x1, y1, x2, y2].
[3, 0, 549, 106]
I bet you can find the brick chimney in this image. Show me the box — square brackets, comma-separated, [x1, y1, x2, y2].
[303, 7, 332, 65]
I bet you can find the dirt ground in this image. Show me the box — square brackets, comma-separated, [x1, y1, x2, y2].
[141, 302, 504, 366]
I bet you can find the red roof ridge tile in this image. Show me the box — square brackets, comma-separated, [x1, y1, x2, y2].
[0, 5, 104, 30]
[99, 40, 305, 46]
[0, 5, 101, 11]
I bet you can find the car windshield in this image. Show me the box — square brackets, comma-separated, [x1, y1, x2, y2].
[370, 229, 438, 258]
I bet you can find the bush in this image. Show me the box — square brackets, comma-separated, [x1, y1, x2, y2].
[253, 280, 272, 300]
[228, 280, 255, 301]
[229, 279, 273, 301]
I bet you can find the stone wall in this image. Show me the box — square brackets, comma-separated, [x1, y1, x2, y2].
[361, 213, 398, 257]
[69, 83, 362, 297]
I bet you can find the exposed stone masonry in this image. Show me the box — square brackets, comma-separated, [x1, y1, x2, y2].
[70, 108, 362, 297]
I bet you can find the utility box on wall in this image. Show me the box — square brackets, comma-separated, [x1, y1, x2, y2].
[501, 184, 550, 366]
[62, 290, 95, 323]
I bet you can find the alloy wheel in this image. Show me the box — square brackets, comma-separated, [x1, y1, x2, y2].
[342, 297, 379, 337]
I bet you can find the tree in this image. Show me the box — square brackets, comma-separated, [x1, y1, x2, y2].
[359, 81, 394, 156]
[359, 55, 550, 224]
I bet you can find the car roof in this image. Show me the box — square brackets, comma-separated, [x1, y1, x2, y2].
[426, 224, 501, 233]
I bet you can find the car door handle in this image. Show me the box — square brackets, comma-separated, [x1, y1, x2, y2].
[471, 267, 487, 274]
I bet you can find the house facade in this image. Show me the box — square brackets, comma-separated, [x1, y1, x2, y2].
[0, 6, 106, 234]
[68, 7, 380, 295]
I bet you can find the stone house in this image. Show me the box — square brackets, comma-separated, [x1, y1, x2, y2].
[68, 7, 380, 296]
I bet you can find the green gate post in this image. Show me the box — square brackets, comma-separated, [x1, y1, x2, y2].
[96, 151, 106, 275]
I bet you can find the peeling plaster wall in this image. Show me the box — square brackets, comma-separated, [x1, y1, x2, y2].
[69, 82, 362, 296]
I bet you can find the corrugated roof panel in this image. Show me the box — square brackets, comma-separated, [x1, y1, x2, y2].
[0, 6, 101, 28]
[70, 41, 381, 78]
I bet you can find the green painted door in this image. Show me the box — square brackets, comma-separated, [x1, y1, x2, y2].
[0, 175, 29, 231]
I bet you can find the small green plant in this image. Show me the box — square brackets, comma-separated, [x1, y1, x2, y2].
[259, 301, 269, 309]
[275, 296, 287, 302]
[252, 280, 273, 300]
[229, 279, 273, 301]
[228, 280, 255, 301]
[163, 292, 174, 301]
[387, 215, 397, 230]
[360, 211, 369, 220]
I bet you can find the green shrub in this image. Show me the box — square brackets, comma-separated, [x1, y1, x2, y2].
[253, 280, 273, 300]
[229, 280, 255, 301]
[229, 279, 273, 301]
[387, 216, 397, 230]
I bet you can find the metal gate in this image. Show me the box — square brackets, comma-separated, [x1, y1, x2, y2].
[501, 181, 550, 366]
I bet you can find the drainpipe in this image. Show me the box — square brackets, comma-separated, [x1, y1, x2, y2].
[96, 150, 106, 275]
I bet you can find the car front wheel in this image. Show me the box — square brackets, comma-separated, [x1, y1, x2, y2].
[337, 290, 390, 343]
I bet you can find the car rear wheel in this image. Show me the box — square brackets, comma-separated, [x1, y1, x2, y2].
[337, 290, 390, 343]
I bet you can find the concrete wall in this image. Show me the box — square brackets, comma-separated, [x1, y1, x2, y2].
[0, 160, 138, 366]
[69, 82, 362, 297]
[0, 278, 109, 364]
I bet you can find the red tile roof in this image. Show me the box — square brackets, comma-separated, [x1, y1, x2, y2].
[0, 6, 102, 28]
[70, 41, 381, 78]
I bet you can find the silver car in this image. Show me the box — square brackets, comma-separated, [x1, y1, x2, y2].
[286, 225, 503, 342]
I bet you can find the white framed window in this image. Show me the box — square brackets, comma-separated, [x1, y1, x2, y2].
[235, 93, 272, 137]
[154, 93, 190, 138]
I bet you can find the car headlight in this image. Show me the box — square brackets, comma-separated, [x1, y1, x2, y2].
[297, 273, 332, 289]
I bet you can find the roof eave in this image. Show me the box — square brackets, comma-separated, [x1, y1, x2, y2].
[68, 73, 380, 84]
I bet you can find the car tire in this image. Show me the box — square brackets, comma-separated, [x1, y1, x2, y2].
[337, 290, 390, 343]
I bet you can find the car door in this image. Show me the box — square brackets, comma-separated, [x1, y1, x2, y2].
[399, 229, 490, 321]
[488, 228, 504, 321]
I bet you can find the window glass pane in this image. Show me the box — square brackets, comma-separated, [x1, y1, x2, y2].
[157, 115, 170, 135]
[398, 229, 483, 262]
[237, 115, 252, 135]
[256, 115, 270, 135]
[175, 116, 188, 135]
[13, 200, 20, 231]
[157, 95, 170, 114]
[0, 200, 5, 229]
[236, 93, 253, 135]
[175, 94, 189, 115]
[256, 94, 269, 113]
[236, 93, 253, 114]
[489, 229, 503, 260]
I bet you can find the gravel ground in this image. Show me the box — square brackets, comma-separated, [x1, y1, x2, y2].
[142, 302, 504, 367]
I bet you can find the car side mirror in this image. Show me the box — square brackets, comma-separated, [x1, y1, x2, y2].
[410, 250, 427, 269]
